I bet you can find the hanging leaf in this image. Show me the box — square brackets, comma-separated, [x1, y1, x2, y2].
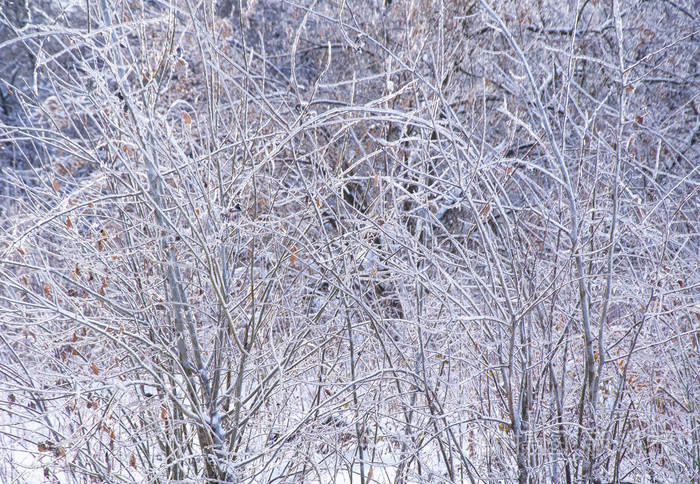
[129, 453, 137, 469]
[38, 441, 53, 452]
[91, 362, 99, 375]
[65, 216, 72, 228]
[182, 111, 192, 124]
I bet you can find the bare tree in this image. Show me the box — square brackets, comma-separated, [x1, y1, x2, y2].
[1, 0, 698, 482]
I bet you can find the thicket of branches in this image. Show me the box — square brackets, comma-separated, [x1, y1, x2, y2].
[1, 0, 698, 482]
